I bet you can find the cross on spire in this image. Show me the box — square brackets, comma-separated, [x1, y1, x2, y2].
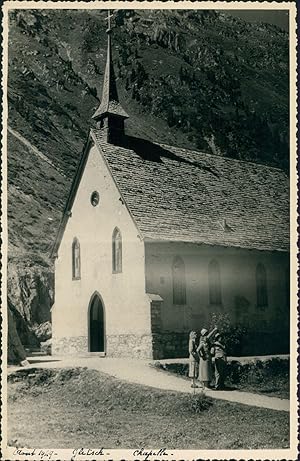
[106, 9, 113, 33]
[92, 9, 128, 125]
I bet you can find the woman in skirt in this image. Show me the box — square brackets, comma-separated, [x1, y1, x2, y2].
[188, 330, 199, 388]
[197, 327, 218, 388]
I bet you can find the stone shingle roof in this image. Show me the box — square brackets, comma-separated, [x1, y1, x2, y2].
[93, 129, 289, 252]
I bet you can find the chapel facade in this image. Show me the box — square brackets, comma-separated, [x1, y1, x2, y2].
[51, 24, 290, 359]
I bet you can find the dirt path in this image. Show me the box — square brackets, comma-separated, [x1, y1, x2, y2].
[8, 126, 67, 178]
[8, 356, 289, 412]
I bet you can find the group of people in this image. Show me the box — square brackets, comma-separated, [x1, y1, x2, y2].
[189, 327, 227, 390]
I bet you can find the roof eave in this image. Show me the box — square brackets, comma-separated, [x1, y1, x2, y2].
[92, 108, 129, 121]
[143, 237, 289, 253]
[50, 132, 94, 259]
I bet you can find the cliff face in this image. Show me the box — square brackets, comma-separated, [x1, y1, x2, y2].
[8, 264, 53, 326]
[8, 307, 27, 364]
[7, 264, 54, 350]
[6, 9, 289, 351]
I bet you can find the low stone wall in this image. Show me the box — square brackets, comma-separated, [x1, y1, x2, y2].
[152, 331, 189, 359]
[52, 336, 88, 355]
[149, 295, 189, 359]
[52, 334, 154, 359]
[107, 334, 153, 359]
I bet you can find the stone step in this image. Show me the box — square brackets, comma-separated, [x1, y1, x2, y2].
[25, 348, 47, 356]
[78, 352, 106, 358]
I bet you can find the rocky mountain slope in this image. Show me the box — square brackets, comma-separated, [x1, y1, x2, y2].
[6, 9, 289, 351]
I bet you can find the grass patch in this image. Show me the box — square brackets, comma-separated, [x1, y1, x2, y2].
[7, 367, 289, 449]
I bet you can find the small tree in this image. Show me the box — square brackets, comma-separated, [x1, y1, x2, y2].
[208, 312, 247, 356]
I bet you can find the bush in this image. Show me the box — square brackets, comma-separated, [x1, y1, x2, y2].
[8, 368, 56, 388]
[55, 367, 86, 383]
[30, 368, 56, 386]
[208, 312, 247, 356]
[186, 393, 213, 413]
[224, 358, 289, 387]
[159, 357, 289, 393]
[152, 361, 189, 377]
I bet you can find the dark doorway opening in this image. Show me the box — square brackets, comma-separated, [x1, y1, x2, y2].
[89, 293, 105, 352]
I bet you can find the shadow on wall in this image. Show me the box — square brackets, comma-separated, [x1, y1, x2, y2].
[242, 330, 290, 356]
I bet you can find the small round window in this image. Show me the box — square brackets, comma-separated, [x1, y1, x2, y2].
[91, 191, 100, 207]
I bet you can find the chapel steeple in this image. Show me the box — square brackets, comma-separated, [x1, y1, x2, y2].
[92, 10, 128, 143]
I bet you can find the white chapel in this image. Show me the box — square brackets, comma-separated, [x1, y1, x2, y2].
[51, 20, 289, 359]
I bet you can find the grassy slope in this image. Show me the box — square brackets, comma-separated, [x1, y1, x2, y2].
[8, 367, 289, 449]
[7, 132, 70, 263]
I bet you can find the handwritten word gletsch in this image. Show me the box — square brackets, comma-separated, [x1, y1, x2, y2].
[132, 448, 170, 461]
[72, 448, 106, 458]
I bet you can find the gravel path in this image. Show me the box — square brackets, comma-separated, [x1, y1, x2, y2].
[8, 356, 289, 412]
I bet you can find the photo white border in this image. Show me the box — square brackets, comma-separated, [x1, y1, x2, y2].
[1, 2, 298, 460]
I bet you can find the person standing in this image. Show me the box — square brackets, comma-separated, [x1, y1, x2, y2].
[188, 330, 199, 388]
[211, 332, 227, 390]
[197, 327, 218, 388]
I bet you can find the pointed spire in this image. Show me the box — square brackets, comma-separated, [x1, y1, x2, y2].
[92, 11, 128, 122]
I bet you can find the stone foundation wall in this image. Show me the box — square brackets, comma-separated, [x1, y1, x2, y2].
[152, 331, 189, 359]
[52, 334, 154, 358]
[106, 334, 154, 359]
[149, 295, 189, 359]
[52, 336, 88, 355]
[52, 332, 189, 359]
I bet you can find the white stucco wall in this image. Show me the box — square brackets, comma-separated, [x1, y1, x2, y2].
[145, 241, 289, 333]
[52, 140, 151, 352]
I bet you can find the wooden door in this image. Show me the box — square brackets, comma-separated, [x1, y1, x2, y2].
[89, 294, 105, 352]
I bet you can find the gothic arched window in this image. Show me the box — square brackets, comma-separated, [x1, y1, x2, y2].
[72, 238, 81, 280]
[172, 256, 186, 305]
[208, 260, 222, 305]
[112, 228, 122, 273]
[256, 263, 268, 309]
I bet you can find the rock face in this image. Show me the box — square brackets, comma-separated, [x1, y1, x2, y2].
[8, 263, 54, 325]
[33, 321, 52, 342]
[40, 338, 52, 355]
[7, 306, 27, 364]
[7, 262, 54, 349]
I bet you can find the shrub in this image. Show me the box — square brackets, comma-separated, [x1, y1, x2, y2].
[186, 393, 213, 413]
[8, 368, 56, 389]
[152, 361, 189, 377]
[55, 367, 86, 382]
[29, 368, 56, 386]
[159, 358, 289, 392]
[226, 358, 289, 386]
[208, 312, 247, 356]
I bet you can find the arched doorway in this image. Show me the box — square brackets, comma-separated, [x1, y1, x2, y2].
[88, 293, 105, 353]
